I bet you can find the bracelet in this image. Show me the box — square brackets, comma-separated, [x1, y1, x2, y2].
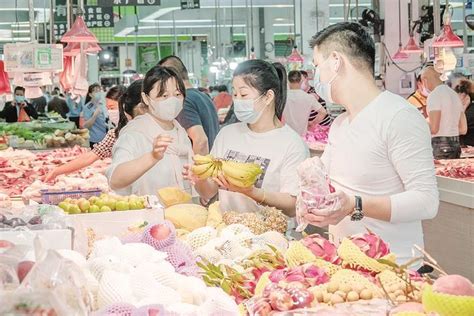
[259, 189, 266, 205]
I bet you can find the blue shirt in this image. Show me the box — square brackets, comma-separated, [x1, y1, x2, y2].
[83, 101, 108, 143]
[66, 95, 84, 118]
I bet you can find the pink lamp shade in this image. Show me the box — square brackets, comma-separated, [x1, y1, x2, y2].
[287, 46, 304, 63]
[0, 61, 11, 95]
[61, 16, 98, 43]
[64, 42, 101, 56]
[402, 36, 423, 54]
[432, 24, 464, 48]
[392, 47, 409, 61]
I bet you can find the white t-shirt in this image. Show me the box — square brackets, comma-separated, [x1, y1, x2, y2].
[321, 91, 439, 263]
[427, 84, 464, 137]
[283, 89, 323, 135]
[106, 113, 193, 196]
[211, 122, 309, 213]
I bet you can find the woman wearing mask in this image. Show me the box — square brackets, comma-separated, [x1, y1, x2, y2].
[66, 91, 84, 128]
[83, 83, 108, 148]
[45, 80, 147, 182]
[107, 66, 192, 196]
[186, 60, 309, 216]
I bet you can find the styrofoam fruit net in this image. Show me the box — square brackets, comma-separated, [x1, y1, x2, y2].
[141, 221, 176, 250]
[194, 245, 223, 264]
[255, 231, 289, 252]
[129, 268, 181, 305]
[130, 305, 163, 316]
[92, 303, 135, 316]
[218, 239, 252, 259]
[422, 285, 474, 316]
[284, 241, 317, 268]
[163, 241, 198, 275]
[90, 237, 123, 259]
[338, 238, 393, 273]
[220, 224, 252, 239]
[185, 226, 217, 251]
[118, 243, 167, 267]
[97, 270, 134, 308]
[134, 261, 177, 289]
[88, 256, 128, 282]
[378, 270, 408, 292]
[313, 258, 341, 276]
[175, 275, 208, 305]
[329, 269, 383, 297]
[165, 303, 199, 316]
[199, 287, 239, 316]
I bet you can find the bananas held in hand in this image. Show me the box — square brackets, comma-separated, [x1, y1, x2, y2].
[191, 155, 263, 188]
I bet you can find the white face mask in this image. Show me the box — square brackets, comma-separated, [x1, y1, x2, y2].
[148, 96, 183, 121]
[233, 95, 268, 124]
[314, 59, 339, 104]
[93, 91, 105, 103]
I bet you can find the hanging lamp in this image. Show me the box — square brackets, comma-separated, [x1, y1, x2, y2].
[61, 16, 98, 43]
[392, 0, 408, 61]
[432, 3, 464, 48]
[402, 0, 423, 54]
[287, 45, 304, 71]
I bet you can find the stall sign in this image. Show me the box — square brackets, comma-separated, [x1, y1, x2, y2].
[98, 0, 160, 5]
[181, 0, 200, 10]
[4, 44, 64, 73]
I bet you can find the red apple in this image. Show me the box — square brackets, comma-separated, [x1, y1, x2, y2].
[150, 224, 171, 241]
[269, 289, 294, 311]
[17, 260, 35, 283]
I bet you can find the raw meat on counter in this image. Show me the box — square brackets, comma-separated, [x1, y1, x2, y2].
[435, 158, 474, 182]
[0, 146, 110, 197]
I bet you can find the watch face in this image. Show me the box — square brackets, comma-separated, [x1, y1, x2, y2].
[351, 212, 364, 221]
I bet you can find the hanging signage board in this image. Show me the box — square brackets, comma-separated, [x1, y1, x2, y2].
[181, 0, 200, 10]
[51, 5, 113, 37]
[4, 44, 64, 73]
[98, 0, 160, 6]
[138, 46, 159, 74]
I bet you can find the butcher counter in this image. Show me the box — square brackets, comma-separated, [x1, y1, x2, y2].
[423, 176, 474, 280]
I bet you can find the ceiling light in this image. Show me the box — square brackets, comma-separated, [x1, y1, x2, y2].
[402, 36, 423, 54]
[209, 66, 218, 73]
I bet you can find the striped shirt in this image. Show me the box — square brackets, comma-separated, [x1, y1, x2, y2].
[306, 86, 333, 126]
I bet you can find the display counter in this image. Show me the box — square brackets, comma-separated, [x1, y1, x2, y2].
[423, 176, 474, 280]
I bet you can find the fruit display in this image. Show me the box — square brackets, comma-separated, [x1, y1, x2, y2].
[191, 154, 263, 188]
[222, 207, 288, 234]
[0, 122, 89, 149]
[0, 146, 109, 197]
[435, 158, 474, 182]
[157, 187, 192, 207]
[57, 194, 147, 214]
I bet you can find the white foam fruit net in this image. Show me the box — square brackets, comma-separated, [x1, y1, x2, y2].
[253, 231, 289, 252]
[92, 302, 135, 316]
[90, 237, 123, 259]
[185, 226, 217, 251]
[97, 270, 134, 308]
[198, 287, 239, 316]
[220, 224, 252, 239]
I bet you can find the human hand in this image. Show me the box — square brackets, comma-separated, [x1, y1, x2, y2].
[93, 106, 102, 116]
[44, 169, 57, 183]
[303, 190, 354, 227]
[151, 135, 173, 161]
[212, 172, 256, 196]
[182, 163, 200, 185]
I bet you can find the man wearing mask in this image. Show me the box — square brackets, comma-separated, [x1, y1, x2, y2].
[421, 66, 467, 159]
[302, 22, 439, 264]
[300, 70, 333, 126]
[407, 74, 428, 118]
[0, 86, 38, 122]
[158, 56, 219, 155]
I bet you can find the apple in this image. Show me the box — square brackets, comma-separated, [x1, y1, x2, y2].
[63, 198, 72, 204]
[106, 199, 117, 211]
[89, 205, 100, 213]
[78, 200, 91, 213]
[100, 193, 109, 200]
[68, 204, 81, 214]
[129, 199, 142, 210]
[286, 288, 314, 309]
[95, 199, 105, 209]
[69, 199, 78, 205]
[17, 261, 35, 283]
[116, 200, 130, 211]
[100, 206, 112, 212]
[0, 240, 14, 251]
[150, 224, 171, 240]
[89, 196, 99, 204]
[269, 289, 294, 311]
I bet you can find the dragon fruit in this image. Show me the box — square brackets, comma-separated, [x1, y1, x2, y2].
[349, 231, 390, 259]
[301, 234, 341, 264]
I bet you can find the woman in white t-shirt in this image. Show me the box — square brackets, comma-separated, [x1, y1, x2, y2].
[186, 60, 309, 216]
[107, 66, 192, 196]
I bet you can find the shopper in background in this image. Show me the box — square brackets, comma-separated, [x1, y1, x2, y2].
[158, 56, 219, 155]
[47, 92, 69, 118]
[186, 60, 309, 216]
[0, 86, 38, 122]
[453, 79, 474, 147]
[45, 80, 147, 182]
[283, 70, 327, 135]
[421, 66, 467, 159]
[66, 91, 84, 128]
[107, 66, 192, 196]
[106, 85, 126, 127]
[302, 22, 439, 263]
[213, 85, 233, 111]
[300, 70, 333, 126]
[83, 83, 108, 148]
[407, 74, 428, 118]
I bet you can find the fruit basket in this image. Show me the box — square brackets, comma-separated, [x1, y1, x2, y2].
[41, 189, 102, 205]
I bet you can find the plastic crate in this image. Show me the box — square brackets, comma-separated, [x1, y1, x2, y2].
[41, 189, 102, 205]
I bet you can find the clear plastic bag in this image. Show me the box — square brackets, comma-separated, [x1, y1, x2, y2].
[295, 157, 339, 232]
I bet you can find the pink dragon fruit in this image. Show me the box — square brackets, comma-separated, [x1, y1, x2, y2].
[349, 231, 390, 259]
[302, 264, 330, 286]
[301, 234, 341, 264]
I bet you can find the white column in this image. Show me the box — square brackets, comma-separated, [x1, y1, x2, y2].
[263, 7, 276, 59]
[87, 54, 99, 84]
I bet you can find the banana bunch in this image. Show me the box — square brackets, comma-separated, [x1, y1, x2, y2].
[191, 154, 263, 188]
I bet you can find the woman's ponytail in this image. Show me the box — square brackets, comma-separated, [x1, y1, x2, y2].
[272, 62, 287, 120]
[114, 79, 144, 138]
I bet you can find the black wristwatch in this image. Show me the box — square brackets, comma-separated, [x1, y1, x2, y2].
[350, 196, 364, 221]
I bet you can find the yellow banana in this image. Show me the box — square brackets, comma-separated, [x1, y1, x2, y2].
[211, 164, 220, 178]
[193, 154, 214, 165]
[221, 160, 262, 181]
[191, 162, 213, 177]
[225, 175, 256, 188]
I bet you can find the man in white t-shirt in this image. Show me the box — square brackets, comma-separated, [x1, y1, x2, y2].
[301, 22, 439, 264]
[421, 66, 467, 159]
[283, 70, 327, 135]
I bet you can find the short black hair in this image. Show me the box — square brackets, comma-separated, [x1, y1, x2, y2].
[300, 70, 309, 78]
[288, 70, 302, 83]
[14, 86, 25, 94]
[106, 85, 126, 101]
[157, 55, 189, 81]
[143, 65, 186, 100]
[217, 85, 228, 92]
[309, 22, 375, 75]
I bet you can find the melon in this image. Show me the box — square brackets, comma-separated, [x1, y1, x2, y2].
[164, 204, 208, 231]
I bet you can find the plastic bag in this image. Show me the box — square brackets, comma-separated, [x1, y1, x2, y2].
[295, 157, 339, 232]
